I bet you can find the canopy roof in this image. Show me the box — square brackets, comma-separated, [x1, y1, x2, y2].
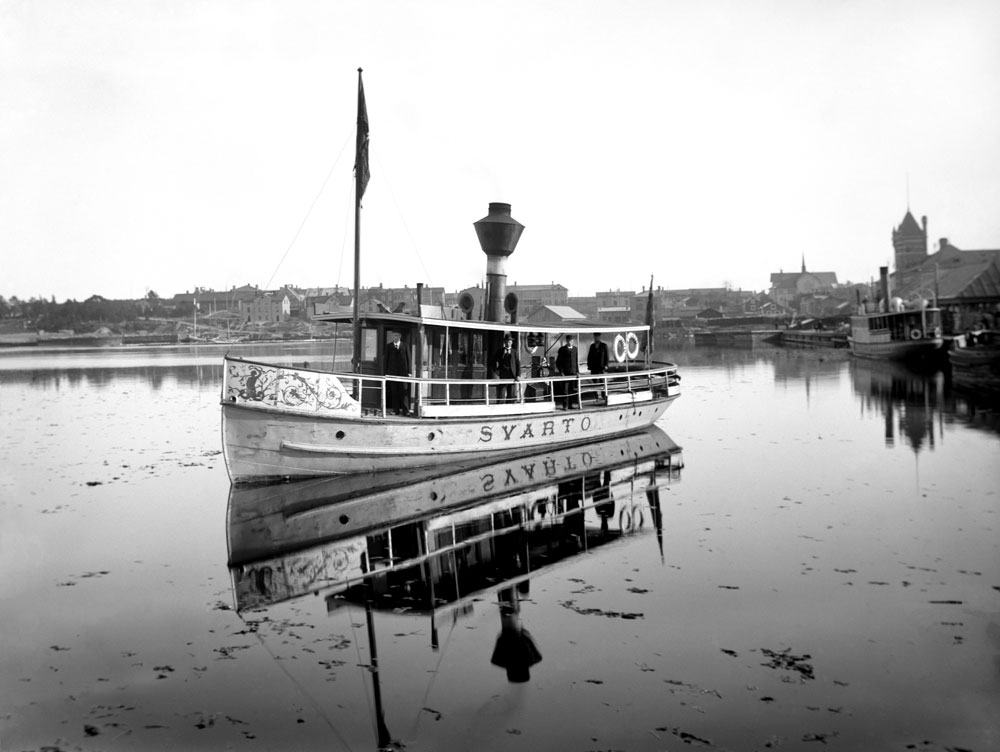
[313, 310, 648, 335]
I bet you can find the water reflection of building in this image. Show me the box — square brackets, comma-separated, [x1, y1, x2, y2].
[852, 360, 1000, 452]
[851, 360, 945, 452]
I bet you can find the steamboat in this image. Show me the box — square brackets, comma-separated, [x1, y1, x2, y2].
[221, 73, 681, 485]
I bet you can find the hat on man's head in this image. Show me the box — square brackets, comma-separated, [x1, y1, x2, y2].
[503, 333, 513, 341]
[565, 334, 574, 341]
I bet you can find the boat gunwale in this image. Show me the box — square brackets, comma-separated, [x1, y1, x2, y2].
[221, 388, 678, 425]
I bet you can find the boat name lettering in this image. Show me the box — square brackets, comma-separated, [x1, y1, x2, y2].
[480, 451, 596, 492]
[477, 416, 593, 444]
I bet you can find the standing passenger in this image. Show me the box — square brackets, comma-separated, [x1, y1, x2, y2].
[587, 332, 610, 403]
[587, 332, 609, 374]
[383, 330, 411, 415]
[492, 333, 520, 403]
[555, 334, 580, 408]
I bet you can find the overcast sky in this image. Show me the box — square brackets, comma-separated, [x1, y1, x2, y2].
[2, 0, 998, 303]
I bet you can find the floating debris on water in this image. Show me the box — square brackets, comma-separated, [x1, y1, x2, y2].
[654, 726, 713, 746]
[760, 648, 815, 681]
[560, 599, 643, 619]
[802, 730, 839, 743]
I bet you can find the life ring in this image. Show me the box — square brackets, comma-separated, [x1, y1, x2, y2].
[625, 331, 640, 360]
[909, 328, 923, 340]
[613, 334, 627, 363]
[933, 326, 942, 338]
[619, 508, 632, 532]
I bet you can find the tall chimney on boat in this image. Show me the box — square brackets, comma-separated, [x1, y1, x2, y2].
[474, 202, 525, 322]
[879, 266, 890, 312]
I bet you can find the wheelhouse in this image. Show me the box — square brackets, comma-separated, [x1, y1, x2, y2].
[850, 307, 943, 345]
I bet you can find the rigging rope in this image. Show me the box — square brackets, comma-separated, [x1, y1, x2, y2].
[336, 175, 354, 289]
[262, 130, 353, 292]
[408, 614, 458, 739]
[332, 182, 355, 370]
[346, 601, 382, 748]
[372, 150, 435, 289]
[238, 611, 355, 750]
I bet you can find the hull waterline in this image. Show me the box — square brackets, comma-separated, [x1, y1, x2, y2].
[222, 395, 677, 484]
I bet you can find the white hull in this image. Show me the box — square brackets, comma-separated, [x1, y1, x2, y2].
[220, 355, 680, 484]
[222, 396, 676, 484]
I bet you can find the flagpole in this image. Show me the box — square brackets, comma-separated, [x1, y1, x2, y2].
[644, 275, 654, 366]
[352, 68, 369, 381]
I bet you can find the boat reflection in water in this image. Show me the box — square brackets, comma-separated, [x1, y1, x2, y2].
[226, 426, 682, 747]
[851, 358, 1000, 451]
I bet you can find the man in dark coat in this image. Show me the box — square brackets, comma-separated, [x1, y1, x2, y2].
[383, 330, 411, 414]
[492, 333, 520, 403]
[587, 332, 610, 403]
[555, 333, 579, 408]
[587, 332, 609, 374]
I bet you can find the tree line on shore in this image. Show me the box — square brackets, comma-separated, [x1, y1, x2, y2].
[0, 292, 195, 333]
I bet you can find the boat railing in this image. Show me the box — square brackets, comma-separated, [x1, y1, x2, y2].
[340, 364, 679, 417]
[222, 356, 679, 418]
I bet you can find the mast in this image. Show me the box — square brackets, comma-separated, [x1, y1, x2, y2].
[643, 275, 654, 366]
[363, 575, 393, 749]
[352, 68, 370, 376]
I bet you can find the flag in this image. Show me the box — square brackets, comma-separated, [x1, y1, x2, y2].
[355, 69, 370, 201]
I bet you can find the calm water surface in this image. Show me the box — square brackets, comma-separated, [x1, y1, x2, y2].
[1, 343, 998, 751]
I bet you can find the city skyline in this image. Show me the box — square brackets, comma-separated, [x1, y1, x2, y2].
[3, 1, 999, 303]
[0, 270, 841, 305]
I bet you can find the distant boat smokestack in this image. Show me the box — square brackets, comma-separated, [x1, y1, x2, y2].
[474, 203, 524, 323]
[879, 266, 890, 312]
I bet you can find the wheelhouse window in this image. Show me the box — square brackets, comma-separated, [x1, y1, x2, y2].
[361, 327, 378, 361]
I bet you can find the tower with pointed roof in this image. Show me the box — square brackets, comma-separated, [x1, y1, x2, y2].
[892, 210, 928, 275]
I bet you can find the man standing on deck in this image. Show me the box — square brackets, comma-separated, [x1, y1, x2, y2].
[587, 332, 610, 403]
[555, 333, 580, 408]
[587, 333, 609, 374]
[383, 330, 411, 414]
[492, 333, 520, 404]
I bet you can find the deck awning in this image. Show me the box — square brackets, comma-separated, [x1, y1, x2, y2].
[312, 311, 649, 335]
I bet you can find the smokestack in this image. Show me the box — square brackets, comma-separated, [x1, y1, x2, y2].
[879, 266, 890, 312]
[474, 203, 524, 323]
